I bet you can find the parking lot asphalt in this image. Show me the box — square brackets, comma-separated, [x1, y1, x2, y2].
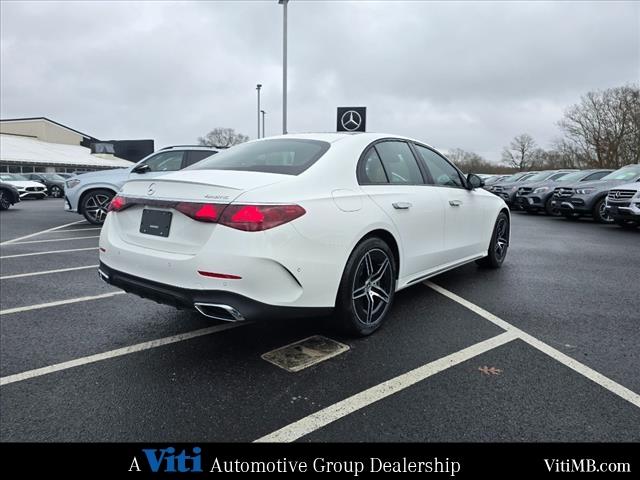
[1, 199, 638, 442]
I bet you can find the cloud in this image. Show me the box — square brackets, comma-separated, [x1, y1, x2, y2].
[1, 0, 638, 161]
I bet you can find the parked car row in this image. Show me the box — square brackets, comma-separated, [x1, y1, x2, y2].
[0, 172, 71, 209]
[481, 164, 640, 229]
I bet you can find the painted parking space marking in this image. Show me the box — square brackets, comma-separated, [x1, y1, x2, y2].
[262, 336, 350, 372]
[424, 281, 640, 409]
[0, 220, 86, 246]
[0, 265, 98, 280]
[0, 291, 125, 316]
[5, 235, 99, 245]
[0, 247, 98, 259]
[0, 323, 247, 387]
[47, 227, 101, 233]
[255, 331, 518, 442]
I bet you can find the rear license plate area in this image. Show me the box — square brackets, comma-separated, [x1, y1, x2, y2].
[140, 209, 172, 237]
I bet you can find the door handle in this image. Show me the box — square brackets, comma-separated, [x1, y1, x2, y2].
[392, 202, 412, 210]
[449, 200, 462, 207]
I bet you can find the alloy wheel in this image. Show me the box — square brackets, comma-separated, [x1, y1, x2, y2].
[0, 191, 9, 210]
[84, 194, 112, 223]
[351, 248, 393, 325]
[50, 186, 63, 198]
[494, 217, 509, 260]
[598, 200, 613, 223]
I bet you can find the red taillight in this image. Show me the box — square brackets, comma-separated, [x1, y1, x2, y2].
[219, 204, 306, 231]
[107, 195, 127, 212]
[175, 202, 222, 222]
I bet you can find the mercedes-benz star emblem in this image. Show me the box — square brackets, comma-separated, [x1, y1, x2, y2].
[147, 183, 156, 196]
[340, 110, 362, 131]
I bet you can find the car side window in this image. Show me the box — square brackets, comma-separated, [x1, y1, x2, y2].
[358, 147, 389, 184]
[184, 150, 217, 168]
[582, 171, 609, 181]
[415, 144, 464, 188]
[141, 151, 185, 172]
[374, 141, 423, 184]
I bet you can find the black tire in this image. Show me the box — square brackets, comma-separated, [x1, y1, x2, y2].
[0, 189, 11, 210]
[81, 189, 114, 225]
[49, 185, 63, 198]
[545, 197, 561, 216]
[335, 237, 396, 337]
[476, 212, 509, 269]
[593, 197, 614, 224]
[614, 218, 638, 230]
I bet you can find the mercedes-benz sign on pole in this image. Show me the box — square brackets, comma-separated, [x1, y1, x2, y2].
[337, 106, 366, 132]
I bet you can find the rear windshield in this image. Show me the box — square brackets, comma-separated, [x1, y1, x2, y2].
[188, 139, 330, 175]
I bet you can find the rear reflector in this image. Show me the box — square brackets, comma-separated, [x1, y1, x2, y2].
[198, 270, 242, 280]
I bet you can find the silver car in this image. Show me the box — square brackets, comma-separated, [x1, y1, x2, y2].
[64, 146, 219, 224]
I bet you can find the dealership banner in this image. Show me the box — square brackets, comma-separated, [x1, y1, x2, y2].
[0, 443, 634, 476]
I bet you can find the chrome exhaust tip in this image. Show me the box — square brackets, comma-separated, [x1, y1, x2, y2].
[194, 303, 245, 322]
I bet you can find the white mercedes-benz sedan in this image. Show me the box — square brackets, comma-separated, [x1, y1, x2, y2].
[99, 133, 509, 336]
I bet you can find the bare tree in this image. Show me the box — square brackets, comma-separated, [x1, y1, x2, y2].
[198, 128, 249, 148]
[558, 85, 639, 168]
[447, 148, 515, 174]
[501, 133, 537, 170]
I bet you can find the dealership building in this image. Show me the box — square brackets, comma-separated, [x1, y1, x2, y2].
[0, 117, 154, 174]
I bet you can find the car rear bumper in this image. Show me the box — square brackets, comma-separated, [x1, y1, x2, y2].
[98, 261, 332, 322]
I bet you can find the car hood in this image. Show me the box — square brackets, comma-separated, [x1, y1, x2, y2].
[562, 179, 635, 190]
[3, 180, 46, 188]
[609, 182, 640, 192]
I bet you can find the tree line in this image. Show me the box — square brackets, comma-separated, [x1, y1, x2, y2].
[454, 84, 639, 173]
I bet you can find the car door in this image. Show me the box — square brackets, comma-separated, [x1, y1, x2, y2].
[413, 143, 489, 264]
[128, 150, 185, 181]
[358, 140, 445, 278]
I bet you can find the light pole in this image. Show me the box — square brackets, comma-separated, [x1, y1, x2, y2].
[278, 0, 288, 134]
[261, 110, 266, 138]
[256, 84, 262, 139]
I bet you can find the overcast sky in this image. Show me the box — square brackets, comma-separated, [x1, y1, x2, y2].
[1, 0, 638, 161]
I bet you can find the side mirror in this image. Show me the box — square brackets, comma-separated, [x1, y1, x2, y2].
[467, 173, 485, 189]
[132, 163, 150, 174]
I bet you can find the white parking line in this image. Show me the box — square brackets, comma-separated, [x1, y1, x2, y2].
[0, 220, 85, 246]
[0, 323, 245, 386]
[5, 235, 99, 245]
[0, 265, 98, 280]
[255, 331, 518, 442]
[0, 247, 98, 259]
[0, 291, 125, 315]
[424, 281, 640, 409]
[50, 227, 101, 233]
[6, 235, 100, 246]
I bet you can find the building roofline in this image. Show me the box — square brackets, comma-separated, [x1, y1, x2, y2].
[0, 117, 97, 140]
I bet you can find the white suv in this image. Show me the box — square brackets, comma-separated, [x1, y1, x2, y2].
[605, 181, 640, 229]
[64, 146, 219, 224]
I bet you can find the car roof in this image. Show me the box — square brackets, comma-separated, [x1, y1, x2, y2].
[159, 145, 220, 151]
[255, 132, 439, 150]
